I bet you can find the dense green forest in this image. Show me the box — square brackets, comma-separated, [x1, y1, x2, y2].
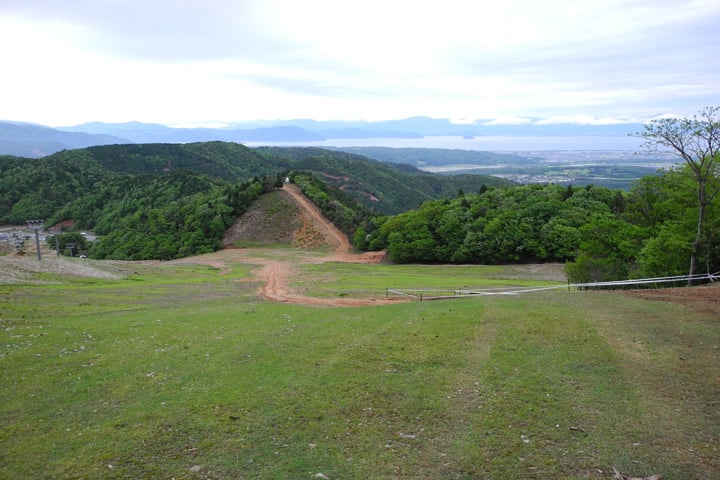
[2, 129, 718, 279]
[355, 165, 719, 281]
[0, 146, 280, 260]
[74, 142, 281, 179]
[351, 109, 720, 282]
[89, 175, 271, 260]
[0, 142, 503, 260]
[0, 143, 284, 226]
[1, 143, 508, 220]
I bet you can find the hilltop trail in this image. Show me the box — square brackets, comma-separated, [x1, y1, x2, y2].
[282, 184, 386, 264]
[172, 184, 395, 306]
[282, 184, 351, 253]
[250, 184, 393, 305]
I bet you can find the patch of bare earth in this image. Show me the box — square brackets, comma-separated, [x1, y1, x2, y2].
[623, 282, 720, 316]
[222, 184, 351, 251]
[0, 255, 126, 284]
[222, 189, 301, 247]
[198, 184, 395, 306]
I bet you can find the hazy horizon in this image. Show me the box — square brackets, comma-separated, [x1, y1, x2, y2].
[1, 116, 653, 131]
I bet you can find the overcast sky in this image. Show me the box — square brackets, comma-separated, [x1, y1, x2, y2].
[1, 0, 718, 127]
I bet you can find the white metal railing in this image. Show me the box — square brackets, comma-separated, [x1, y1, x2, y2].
[386, 271, 719, 300]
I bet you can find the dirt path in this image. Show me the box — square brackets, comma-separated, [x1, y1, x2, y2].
[252, 255, 397, 306]
[246, 184, 398, 306]
[257, 260, 295, 302]
[282, 184, 351, 253]
[168, 184, 394, 307]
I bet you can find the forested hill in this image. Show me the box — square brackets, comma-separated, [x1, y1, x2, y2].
[255, 147, 512, 214]
[2, 140, 717, 278]
[51, 142, 285, 181]
[0, 141, 510, 259]
[2, 142, 511, 218]
[64, 143, 514, 208]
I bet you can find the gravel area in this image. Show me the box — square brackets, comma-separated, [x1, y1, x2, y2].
[0, 255, 126, 284]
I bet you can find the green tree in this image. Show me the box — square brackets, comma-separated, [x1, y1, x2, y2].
[47, 232, 89, 257]
[564, 214, 647, 284]
[539, 220, 581, 260]
[636, 106, 720, 282]
[382, 208, 440, 263]
[636, 222, 694, 278]
[624, 172, 690, 229]
[352, 226, 368, 251]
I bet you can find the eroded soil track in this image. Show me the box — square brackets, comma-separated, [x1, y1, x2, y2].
[178, 184, 396, 306]
[249, 185, 393, 305]
[282, 184, 351, 253]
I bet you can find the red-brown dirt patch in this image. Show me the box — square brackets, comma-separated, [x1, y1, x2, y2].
[191, 184, 395, 306]
[222, 184, 351, 251]
[623, 282, 720, 316]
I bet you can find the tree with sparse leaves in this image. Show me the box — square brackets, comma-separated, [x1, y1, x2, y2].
[636, 106, 720, 282]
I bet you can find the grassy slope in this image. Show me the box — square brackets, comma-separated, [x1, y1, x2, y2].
[1, 258, 718, 479]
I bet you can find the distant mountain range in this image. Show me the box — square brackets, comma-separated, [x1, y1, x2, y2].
[0, 121, 128, 158]
[0, 117, 645, 158]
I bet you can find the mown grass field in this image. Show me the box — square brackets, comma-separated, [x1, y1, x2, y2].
[1, 255, 718, 479]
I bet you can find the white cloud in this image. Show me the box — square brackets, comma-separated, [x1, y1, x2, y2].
[1, 0, 719, 126]
[535, 115, 639, 126]
[480, 117, 535, 126]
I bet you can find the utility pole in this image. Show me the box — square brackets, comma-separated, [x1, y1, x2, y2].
[26, 219, 45, 261]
